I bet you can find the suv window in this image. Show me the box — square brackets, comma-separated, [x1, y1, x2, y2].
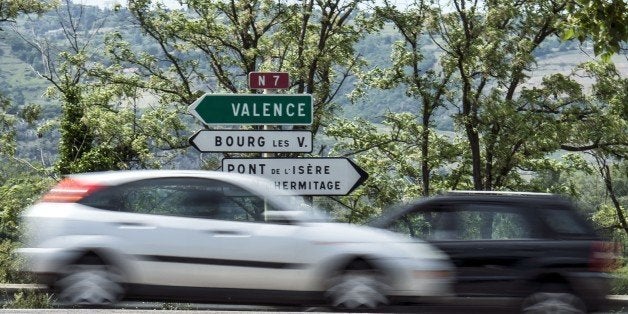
[388, 203, 536, 241]
[81, 177, 278, 222]
[539, 207, 592, 236]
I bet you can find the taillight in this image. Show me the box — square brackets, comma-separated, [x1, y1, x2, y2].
[590, 241, 623, 272]
[41, 178, 104, 203]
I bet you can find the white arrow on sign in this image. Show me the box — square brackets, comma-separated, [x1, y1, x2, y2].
[189, 130, 312, 153]
[222, 157, 368, 196]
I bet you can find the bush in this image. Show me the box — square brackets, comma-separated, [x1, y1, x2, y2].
[3, 290, 52, 309]
[0, 240, 22, 283]
[612, 265, 628, 295]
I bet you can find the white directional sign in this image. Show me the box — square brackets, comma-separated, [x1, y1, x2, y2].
[222, 158, 368, 195]
[189, 130, 312, 153]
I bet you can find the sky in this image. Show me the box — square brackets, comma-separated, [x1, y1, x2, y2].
[76, 0, 184, 10]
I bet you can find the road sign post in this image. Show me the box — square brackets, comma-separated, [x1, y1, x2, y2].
[188, 94, 312, 125]
[222, 158, 368, 195]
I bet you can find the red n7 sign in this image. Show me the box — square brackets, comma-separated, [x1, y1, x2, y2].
[248, 72, 290, 89]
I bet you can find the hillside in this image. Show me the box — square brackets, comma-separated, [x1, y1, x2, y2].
[0, 4, 626, 165]
[2, 7, 627, 124]
[0, 42, 49, 107]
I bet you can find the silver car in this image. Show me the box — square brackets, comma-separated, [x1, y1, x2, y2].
[18, 170, 453, 309]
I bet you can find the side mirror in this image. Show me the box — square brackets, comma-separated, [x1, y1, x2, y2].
[265, 210, 303, 224]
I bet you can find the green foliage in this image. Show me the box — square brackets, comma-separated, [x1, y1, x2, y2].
[585, 160, 628, 238]
[0, 239, 20, 283]
[3, 289, 52, 309]
[160, 302, 194, 310]
[105, 0, 371, 138]
[0, 93, 17, 156]
[0, 156, 54, 286]
[0, 0, 51, 27]
[326, 112, 463, 222]
[0, 166, 54, 241]
[593, 203, 628, 240]
[329, 0, 627, 231]
[612, 264, 628, 294]
[4, 2, 197, 173]
[562, 0, 628, 61]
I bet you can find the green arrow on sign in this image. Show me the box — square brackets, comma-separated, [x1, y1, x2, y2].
[188, 93, 313, 125]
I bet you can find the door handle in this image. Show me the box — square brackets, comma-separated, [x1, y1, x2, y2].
[207, 230, 250, 237]
[116, 222, 156, 230]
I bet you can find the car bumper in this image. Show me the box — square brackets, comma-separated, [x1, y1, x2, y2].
[381, 258, 455, 298]
[16, 247, 75, 285]
[570, 272, 612, 311]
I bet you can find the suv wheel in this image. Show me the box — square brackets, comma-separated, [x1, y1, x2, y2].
[520, 285, 586, 314]
[325, 261, 389, 309]
[55, 256, 124, 306]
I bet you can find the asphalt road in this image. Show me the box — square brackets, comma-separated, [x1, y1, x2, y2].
[0, 285, 626, 313]
[0, 299, 625, 313]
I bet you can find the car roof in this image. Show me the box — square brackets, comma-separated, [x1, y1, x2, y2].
[65, 170, 282, 194]
[432, 190, 572, 204]
[442, 190, 554, 197]
[370, 191, 575, 227]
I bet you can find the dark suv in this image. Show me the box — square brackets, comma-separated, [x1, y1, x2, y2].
[371, 191, 619, 313]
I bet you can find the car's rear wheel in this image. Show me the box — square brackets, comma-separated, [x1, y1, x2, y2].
[520, 284, 586, 314]
[325, 260, 389, 309]
[55, 256, 124, 306]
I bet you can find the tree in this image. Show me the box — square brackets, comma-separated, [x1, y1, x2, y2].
[430, 0, 577, 191]
[327, 0, 627, 226]
[0, 75, 52, 287]
[562, 0, 628, 61]
[326, 112, 462, 222]
[0, 0, 50, 166]
[577, 60, 628, 238]
[350, 0, 455, 197]
[15, 1, 189, 173]
[0, 93, 16, 157]
[337, 0, 588, 194]
[0, 0, 48, 29]
[592, 154, 628, 237]
[102, 0, 373, 161]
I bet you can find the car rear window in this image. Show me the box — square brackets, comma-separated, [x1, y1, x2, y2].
[539, 207, 594, 237]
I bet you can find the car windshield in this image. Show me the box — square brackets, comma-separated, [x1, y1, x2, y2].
[237, 178, 331, 222]
[265, 194, 331, 222]
[367, 200, 418, 228]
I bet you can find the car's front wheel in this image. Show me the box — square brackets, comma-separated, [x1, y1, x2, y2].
[520, 285, 586, 314]
[325, 261, 389, 309]
[55, 256, 124, 306]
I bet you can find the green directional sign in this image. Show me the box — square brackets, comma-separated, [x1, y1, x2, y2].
[188, 93, 313, 125]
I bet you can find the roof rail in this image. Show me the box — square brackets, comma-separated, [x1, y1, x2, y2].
[443, 190, 554, 196]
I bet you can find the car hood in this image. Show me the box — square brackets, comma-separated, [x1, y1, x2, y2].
[303, 222, 449, 260]
[306, 222, 410, 242]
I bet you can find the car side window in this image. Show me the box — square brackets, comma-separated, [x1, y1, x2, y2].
[539, 208, 591, 236]
[82, 177, 273, 222]
[388, 208, 458, 240]
[388, 204, 535, 241]
[456, 209, 532, 240]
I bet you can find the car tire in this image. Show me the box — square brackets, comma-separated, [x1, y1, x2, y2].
[55, 255, 124, 306]
[520, 284, 586, 314]
[325, 261, 389, 309]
